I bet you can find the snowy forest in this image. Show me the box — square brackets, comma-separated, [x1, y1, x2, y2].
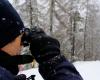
[9, 0, 100, 62]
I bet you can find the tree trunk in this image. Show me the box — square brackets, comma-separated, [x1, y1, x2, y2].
[49, 0, 55, 35]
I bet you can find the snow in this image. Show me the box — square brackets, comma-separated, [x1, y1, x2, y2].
[8, 0, 13, 4]
[73, 61, 100, 80]
[18, 0, 25, 5]
[8, 0, 25, 5]
[18, 68, 43, 80]
[18, 61, 100, 80]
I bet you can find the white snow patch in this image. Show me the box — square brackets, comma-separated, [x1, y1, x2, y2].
[18, 0, 25, 5]
[8, 0, 13, 4]
[18, 68, 43, 80]
[73, 61, 100, 80]
[18, 61, 100, 80]
[8, 0, 25, 5]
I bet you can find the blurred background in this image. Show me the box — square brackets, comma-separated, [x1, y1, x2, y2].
[8, 0, 100, 69]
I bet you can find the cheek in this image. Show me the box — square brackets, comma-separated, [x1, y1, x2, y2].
[16, 46, 22, 55]
[14, 36, 22, 55]
[16, 42, 22, 54]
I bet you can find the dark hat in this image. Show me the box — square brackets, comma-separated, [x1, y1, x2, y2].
[0, 0, 24, 48]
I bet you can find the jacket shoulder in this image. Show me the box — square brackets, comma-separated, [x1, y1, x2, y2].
[0, 66, 14, 80]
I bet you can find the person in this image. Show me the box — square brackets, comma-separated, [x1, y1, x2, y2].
[0, 0, 83, 80]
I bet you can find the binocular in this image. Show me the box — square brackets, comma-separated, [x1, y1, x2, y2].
[15, 74, 35, 80]
[21, 27, 45, 47]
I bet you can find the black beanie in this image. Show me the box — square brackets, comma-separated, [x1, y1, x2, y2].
[0, 0, 24, 48]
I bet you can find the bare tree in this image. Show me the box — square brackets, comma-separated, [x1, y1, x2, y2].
[49, 0, 55, 35]
[10, 0, 100, 61]
[84, 0, 89, 61]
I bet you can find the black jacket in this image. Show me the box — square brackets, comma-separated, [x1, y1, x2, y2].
[39, 56, 83, 80]
[0, 51, 83, 80]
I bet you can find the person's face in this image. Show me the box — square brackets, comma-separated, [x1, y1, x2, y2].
[1, 34, 23, 56]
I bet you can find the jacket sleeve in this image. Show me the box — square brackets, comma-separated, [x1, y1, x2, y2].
[39, 56, 83, 80]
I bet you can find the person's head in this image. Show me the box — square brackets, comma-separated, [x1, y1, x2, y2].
[0, 0, 24, 56]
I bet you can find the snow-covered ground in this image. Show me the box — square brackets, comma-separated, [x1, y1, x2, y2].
[74, 61, 100, 80]
[19, 61, 100, 80]
[18, 68, 43, 80]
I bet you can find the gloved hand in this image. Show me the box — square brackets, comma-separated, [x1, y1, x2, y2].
[29, 28, 67, 80]
[29, 28, 61, 64]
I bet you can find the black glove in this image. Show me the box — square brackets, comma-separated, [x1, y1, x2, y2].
[29, 28, 67, 80]
[29, 28, 61, 64]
